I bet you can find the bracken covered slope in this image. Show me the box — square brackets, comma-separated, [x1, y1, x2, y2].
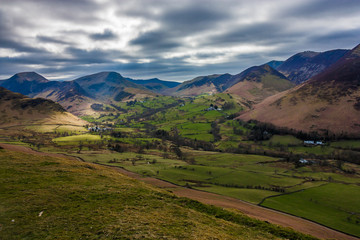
[0, 87, 86, 127]
[239, 44, 360, 135]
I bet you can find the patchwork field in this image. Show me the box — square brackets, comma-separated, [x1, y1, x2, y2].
[262, 183, 360, 237]
[0, 147, 317, 240]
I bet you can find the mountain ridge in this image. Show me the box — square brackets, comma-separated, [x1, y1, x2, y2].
[239, 44, 360, 134]
[0, 87, 86, 127]
[277, 49, 349, 84]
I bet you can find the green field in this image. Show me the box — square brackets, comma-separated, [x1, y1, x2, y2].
[71, 146, 360, 237]
[0, 148, 317, 240]
[2, 91, 360, 238]
[52, 134, 105, 145]
[331, 140, 360, 149]
[262, 183, 360, 237]
[265, 135, 303, 146]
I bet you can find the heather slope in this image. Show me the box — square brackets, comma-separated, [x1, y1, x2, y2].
[226, 64, 294, 103]
[74, 71, 156, 101]
[171, 74, 232, 96]
[239, 44, 360, 134]
[128, 78, 181, 93]
[0, 87, 86, 127]
[0, 72, 95, 115]
[277, 49, 349, 84]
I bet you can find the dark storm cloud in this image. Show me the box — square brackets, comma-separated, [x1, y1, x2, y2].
[36, 35, 70, 45]
[65, 47, 129, 64]
[285, 0, 360, 18]
[0, 38, 45, 53]
[207, 22, 297, 46]
[128, 2, 230, 52]
[307, 28, 360, 48]
[1, 0, 360, 81]
[0, 10, 45, 53]
[89, 29, 118, 41]
[130, 30, 181, 51]
[1, 0, 101, 23]
[160, 5, 229, 33]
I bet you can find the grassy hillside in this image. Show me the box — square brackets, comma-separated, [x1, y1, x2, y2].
[226, 64, 294, 103]
[0, 87, 86, 127]
[262, 183, 360, 237]
[0, 148, 316, 239]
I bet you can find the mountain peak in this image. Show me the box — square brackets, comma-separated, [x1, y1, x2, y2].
[9, 72, 49, 83]
[348, 44, 360, 58]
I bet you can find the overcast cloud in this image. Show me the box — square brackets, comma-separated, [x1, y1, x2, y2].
[0, 0, 359, 81]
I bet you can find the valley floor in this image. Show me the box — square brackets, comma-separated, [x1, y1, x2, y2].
[0, 143, 357, 240]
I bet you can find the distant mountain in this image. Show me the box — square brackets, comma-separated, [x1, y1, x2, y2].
[128, 78, 180, 93]
[239, 44, 360, 135]
[225, 64, 294, 103]
[266, 60, 284, 69]
[0, 87, 85, 127]
[170, 74, 232, 96]
[74, 71, 156, 101]
[0, 72, 49, 96]
[0, 72, 97, 116]
[277, 49, 349, 84]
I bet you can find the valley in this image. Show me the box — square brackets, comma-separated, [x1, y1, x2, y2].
[1, 43, 360, 240]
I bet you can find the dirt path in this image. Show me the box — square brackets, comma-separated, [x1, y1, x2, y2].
[1, 143, 358, 240]
[113, 168, 358, 240]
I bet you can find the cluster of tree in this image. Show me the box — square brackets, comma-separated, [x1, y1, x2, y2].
[110, 104, 128, 113]
[227, 112, 240, 120]
[210, 182, 285, 193]
[240, 119, 360, 141]
[108, 143, 127, 153]
[222, 102, 236, 110]
[151, 128, 215, 151]
[210, 121, 221, 142]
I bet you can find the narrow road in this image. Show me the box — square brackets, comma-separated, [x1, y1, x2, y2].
[1, 143, 358, 240]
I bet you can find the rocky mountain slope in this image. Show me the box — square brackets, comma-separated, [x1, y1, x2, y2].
[239, 44, 360, 135]
[128, 78, 180, 93]
[170, 74, 232, 96]
[0, 87, 86, 127]
[277, 49, 349, 84]
[225, 64, 294, 103]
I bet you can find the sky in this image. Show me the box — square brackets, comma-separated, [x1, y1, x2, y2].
[1, 0, 360, 82]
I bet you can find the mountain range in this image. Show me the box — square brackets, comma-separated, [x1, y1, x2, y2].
[1, 43, 359, 134]
[239, 44, 360, 134]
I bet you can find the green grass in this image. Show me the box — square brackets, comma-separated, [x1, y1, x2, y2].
[331, 140, 360, 149]
[195, 185, 276, 204]
[289, 145, 334, 155]
[262, 183, 360, 237]
[265, 135, 302, 146]
[52, 134, 106, 145]
[0, 148, 317, 239]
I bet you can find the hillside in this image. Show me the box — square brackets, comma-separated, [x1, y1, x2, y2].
[0, 87, 86, 127]
[0, 146, 317, 239]
[225, 64, 295, 103]
[128, 78, 180, 93]
[170, 74, 232, 96]
[266, 60, 284, 69]
[74, 71, 156, 101]
[0, 72, 97, 116]
[277, 49, 349, 84]
[239, 44, 360, 135]
[0, 72, 49, 96]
